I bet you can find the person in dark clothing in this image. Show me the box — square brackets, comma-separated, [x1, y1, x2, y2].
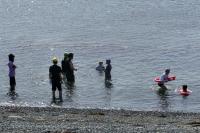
[66, 53, 77, 84]
[49, 57, 63, 102]
[105, 59, 112, 82]
[61, 53, 69, 77]
[182, 85, 188, 92]
[96, 61, 105, 72]
[8, 54, 17, 95]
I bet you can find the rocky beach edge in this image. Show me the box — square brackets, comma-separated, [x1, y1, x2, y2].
[0, 105, 200, 133]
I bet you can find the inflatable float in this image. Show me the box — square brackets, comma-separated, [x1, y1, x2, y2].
[154, 75, 176, 82]
[178, 88, 192, 96]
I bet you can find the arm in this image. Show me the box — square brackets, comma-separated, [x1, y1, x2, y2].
[70, 62, 77, 71]
[60, 72, 63, 80]
[49, 67, 52, 79]
[13, 64, 17, 69]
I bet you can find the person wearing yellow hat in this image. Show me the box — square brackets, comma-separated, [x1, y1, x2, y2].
[49, 57, 63, 102]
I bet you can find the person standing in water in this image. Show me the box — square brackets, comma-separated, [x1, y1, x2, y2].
[8, 54, 17, 95]
[49, 57, 63, 102]
[105, 59, 112, 82]
[66, 53, 77, 84]
[61, 53, 69, 78]
[158, 69, 170, 89]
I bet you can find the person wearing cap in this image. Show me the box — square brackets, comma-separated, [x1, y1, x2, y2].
[8, 54, 17, 95]
[49, 57, 63, 102]
[96, 61, 105, 72]
[105, 59, 112, 82]
[158, 69, 170, 89]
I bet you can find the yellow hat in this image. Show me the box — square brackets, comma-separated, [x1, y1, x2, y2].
[52, 57, 58, 64]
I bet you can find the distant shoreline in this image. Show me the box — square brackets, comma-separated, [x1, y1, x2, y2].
[0, 105, 200, 132]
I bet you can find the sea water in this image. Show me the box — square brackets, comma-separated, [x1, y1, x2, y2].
[0, 0, 200, 112]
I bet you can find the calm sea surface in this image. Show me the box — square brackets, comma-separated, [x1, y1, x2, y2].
[1, 0, 200, 112]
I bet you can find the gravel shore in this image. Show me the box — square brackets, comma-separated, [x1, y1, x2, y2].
[0, 106, 200, 133]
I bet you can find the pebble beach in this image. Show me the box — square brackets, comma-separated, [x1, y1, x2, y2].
[1, 106, 200, 133]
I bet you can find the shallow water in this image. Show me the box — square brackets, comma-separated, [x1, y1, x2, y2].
[0, 0, 200, 112]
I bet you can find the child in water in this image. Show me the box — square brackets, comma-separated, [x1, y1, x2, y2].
[8, 54, 17, 95]
[182, 85, 188, 92]
[96, 62, 105, 72]
[178, 84, 191, 96]
[105, 59, 112, 82]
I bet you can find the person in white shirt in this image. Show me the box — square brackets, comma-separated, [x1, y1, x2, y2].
[158, 69, 170, 89]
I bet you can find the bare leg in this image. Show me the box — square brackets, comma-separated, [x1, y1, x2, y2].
[52, 91, 56, 102]
[59, 90, 63, 102]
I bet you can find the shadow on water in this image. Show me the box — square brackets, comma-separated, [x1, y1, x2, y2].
[98, 72, 104, 76]
[103, 83, 112, 107]
[156, 87, 170, 111]
[62, 78, 76, 102]
[7, 91, 19, 101]
[50, 98, 63, 106]
[105, 81, 113, 88]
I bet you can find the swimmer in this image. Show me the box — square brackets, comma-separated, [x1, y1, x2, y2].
[182, 85, 188, 92]
[96, 61, 105, 72]
[178, 85, 192, 96]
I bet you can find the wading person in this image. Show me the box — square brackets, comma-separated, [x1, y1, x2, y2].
[49, 57, 63, 102]
[157, 69, 170, 90]
[8, 54, 17, 95]
[61, 53, 69, 79]
[66, 53, 77, 84]
[105, 59, 112, 82]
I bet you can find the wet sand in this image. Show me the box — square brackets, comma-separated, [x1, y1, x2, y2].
[0, 106, 200, 133]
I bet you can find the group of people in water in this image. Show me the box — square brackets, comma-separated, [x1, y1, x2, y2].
[157, 69, 190, 96]
[7, 52, 189, 103]
[7, 53, 112, 103]
[49, 53, 78, 102]
[96, 60, 112, 82]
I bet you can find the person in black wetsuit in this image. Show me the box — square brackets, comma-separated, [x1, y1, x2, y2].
[61, 53, 68, 78]
[66, 53, 77, 84]
[105, 59, 112, 82]
[49, 57, 63, 102]
[8, 54, 17, 95]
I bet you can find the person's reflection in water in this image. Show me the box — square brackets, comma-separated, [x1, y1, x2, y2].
[62, 64, 75, 90]
[157, 87, 168, 96]
[157, 87, 170, 111]
[105, 81, 113, 88]
[104, 87, 111, 107]
[63, 77, 76, 102]
[65, 87, 74, 102]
